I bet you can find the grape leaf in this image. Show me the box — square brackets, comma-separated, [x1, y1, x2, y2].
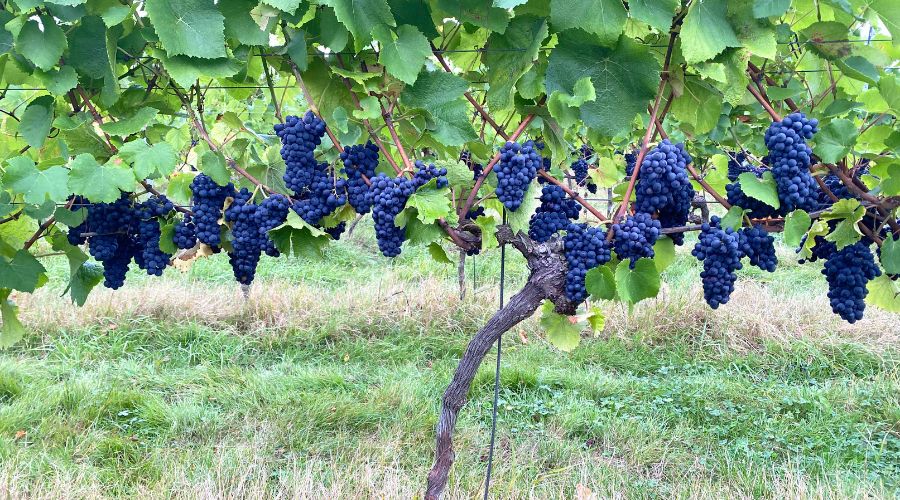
[815, 118, 857, 164]
[88, 0, 131, 26]
[100, 107, 159, 137]
[877, 75, 900, 114]
[404, 181, 457, 225]
[545, 32, 659, 137]
[68, 262, 104, 306]
[869, 0, 900, 48]
[145, 0, 227, 59]
[18, 96, 55, 150]
[427, 100, 478, 147]
[880, 235, 900, 274]
[373, 24, 431, 85]
[199, 151, 231, 186]
[628, 0, 677, 32]
[540, 301, 581, 352]
[269, 212, 331, 258]
[2, 156, 70, 204]
[836, 56, 878, 86]
[35, 66, 78, 96]
[680, 0, 739, 64]
[550, 0, 625, 46]
[822, 198, 864, 249]
[614, 258, 660, 306]
[387, 0, 438, 38]
[801, 21, 851, 60]
[67, 154, 136, 203]
[752, 0, 789, 18]
[866, 275, 900, 313]
[737, 171, 780, 209]
[652, 237, 675, 272]
[0, 289, 25, 349]
[159, 53, 242, 88]
[320, 0, 396, 49]
[436, 0, 509, 33]
[427, 242, 453, 264]
[585, 265, 617, 300]
[259, 0, 304, 13]
[783, 209, 811, 247]
[67, 16, 116, 82]
[474, 215, 498, 251]
[0, 250, 46, 293]
[15, 17, 66, 71]
[483, 15, 548, 110]
[401, 71, 469, 109]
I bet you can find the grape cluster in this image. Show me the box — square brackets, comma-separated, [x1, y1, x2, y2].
[275, 112, 326, 195]
[528, 184, 581, 243]
[725, 180, 780, 218]
[571, 159, 589, 186]
[290, 163, 347, 226]
[134, 196, 174, 276]
[190, 174, 236, 247]
[460, 150, 483, 180]
[580, 144, 598, 193]
[257, 194, 290, 252]
[822, 242, 881, 323]
[340, 142, 379, 214]
[737, 225, 777, 272]
[563, 223, 612, 303]
[413, 161, 448, 188]
[495, 141, 541, 211]
[634, 140, 695, 244]
[173, 216, 197, 249]
[764, 112, 819, 212]
[225, 188, 264, 285]
[612, 212, 661, 267]
[691, 218, 743, 309]
[370, 173, 416, 257]
[624, 150, 637, 177]
[726, 152, 766, 181]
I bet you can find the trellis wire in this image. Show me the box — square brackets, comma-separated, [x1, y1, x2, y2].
[483, 207, 507, 499]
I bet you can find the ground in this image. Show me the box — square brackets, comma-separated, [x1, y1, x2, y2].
[1, 223, 898, 498]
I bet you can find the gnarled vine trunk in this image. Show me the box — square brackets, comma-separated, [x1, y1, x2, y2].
[425, 227, 574, 499]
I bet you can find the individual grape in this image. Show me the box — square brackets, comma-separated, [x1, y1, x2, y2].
[737, 225, 777, 272]
[611, 212, 661, 267]
[563, 223, 612, 304]
[276, 112, 326, 195]
[190, 173, 235, 247]
[224, 188, 264, 285]
[764, 112, 819, 212]
[494, 140, 541, 211]
[173, 215, 197, 249]
[370, 173, 416, 257]
[340, 142, 379, 214]
[691, 218, 743, 309]
[822, 242, 881, 323]
[528, 184, 581, 242]
[634, 140, 695, 243]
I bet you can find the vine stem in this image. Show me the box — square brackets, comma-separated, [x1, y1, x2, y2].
[380, 99, 414, 172]
[746, 83, 783, 122]
[747, 62, 800, 112]
[260, 48, 284, 123]
[431, 43, 510, 141]
[289, 65, 343, 152]
[537, 171, 608, 222]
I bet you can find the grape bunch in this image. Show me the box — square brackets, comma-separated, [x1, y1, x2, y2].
[494, 141, 541, 211]
[460, 150, 483, 180]
[737, 225, 777, 272]
[571, 159, 589, 186]
[634, 140, 695, 244]
[134, 196, 174, 277]
[275, 112, 326, 195]
[340, 142, 379, 214]
[726, 152, 766, 181]
[173, 216, 197, 249]
[528, 184, 581, 243]
[725, 178, 780, 219]
[370, 173, 417, 257]
[257, 194, 290, 254]
[224, 188, 265, 285]
[611, 212, 661, 267]
[822, 242, 881, 323]
[580, 144, 598, 193]
[563, 223, 612, 303]
[413, 161, 448, 188]
[624, 150, 637, 177]
[290, 163, 347, 226]
[190, 173, 236, 247]
[764, 112, 819, 212]
[691, 218, 743, 309]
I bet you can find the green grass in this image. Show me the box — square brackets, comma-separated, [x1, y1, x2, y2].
[3, 223, 899, 498]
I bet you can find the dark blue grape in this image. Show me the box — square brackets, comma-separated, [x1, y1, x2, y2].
[133, 196, 173, 277]
[764, 112, 819, 212]
[737, 225, 777, 272]
[563, 223, 612, 304]
[528, 184, 581, 242]
[726, 152, 766, 182]
[341, 142, 379, 214]
[495, 140, 541, 211]
[413, 160, 448, 188]
[822, 242, 881, 323]
[634, 140, 695, 244]
[276, 112, 326, 195]
[190, 173, 235, 247]
[224, 188, 265, 285]
[571, 159, 589, 186]
[101, 236, 135, 290]
[612, 212, 661, 267]
[691, 218, 743, 309]
[173, 216, 197, 249]
[369, 173, 416, 257]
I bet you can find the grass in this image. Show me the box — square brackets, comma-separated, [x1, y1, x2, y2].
[1, 223, 899, 498]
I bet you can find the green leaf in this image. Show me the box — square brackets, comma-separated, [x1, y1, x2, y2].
[585, 265, 616, 300]
[388, 0, 438, 38]
[68, 154, 135, 203]
[728, 2, 776, 60]
[505, 180, 540, 232]
[167, 173, 196, 206]
[836, 56, 878, 86]
[159, 53, 241, 88]
[427, 242, 453, 264]
[539, 301, 581, 352]
[428, 100, 478, 147]
[0, 289, 25, 349]
[801, 21, 851, 60]
[320, 0, 396, 49]
[100, 107, 159, 137]
[220, 0, 277, 45]
[614, 258, 660, 306]
[88, 0, 132, 26]
[720, 205, 745, 231]
[146, 0, 226, 59]
[582, 306, 606, 335]
[876, 75, 900, 114]
[783, 209, 811, 247]
[68, 261, 103, 306]
[315, 5, 349, 51]
[590, 156, 624, 189]
[737, 171, 780, 209]
[269, 211, 331, 258]
[2, 156, 70, 204]
[405, 216, 444, 245]
[285, 29, 308, 71]
[752, 0, 789, 18]
[483, 15, 548, 110]
[436, 0, 509, 33]
[259, 0, 304, 13]
[880, 235, 900, 275]
[669, 77, 722, 134]
[550, 0, 625, 45]
[869, 0, 900, 48]
[474, 215, 498, 251]
[199, 151, 231, 186]
[815, 118, 857, 164]
[652, 237, 675, 272]
[373, 24, 430, 85]
[67, 16, 116, 84]
[822, 198, 865, 249]
[545, 32, 659, 137]
[866, 275, 900, 313]
[16, 17, 66, 71]
[680, 0, 740, 64]
[401, 71, 469, 108]
[404, 182, 455, 224]
[35, 66, 78, 96]
[0, 250, 46, 293]
[628, 0, 677, 32]
[19, 96, 55, 150]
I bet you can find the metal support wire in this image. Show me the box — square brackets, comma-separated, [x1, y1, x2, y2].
[483, 208, 507, 499]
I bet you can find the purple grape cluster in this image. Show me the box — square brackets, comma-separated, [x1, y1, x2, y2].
[528, 184, 581, 243]
[275, 112, 326, 195]
[634, 140, 695, 244]
[764, 112, 819, 212]
[563, 223, 612, 304]
[370, 173, 417, 257]
[822, 242, 881, 323]
[691, 218, 743, 309]
[737, 225, 777, 272]
[611, 212, 661, 268]
[340, 142, 379, 214]
[190, 173, 236, 247]
[495, 141, 541, 211]
[173, 215, 197, 249]
[726, 152, 766, 182]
